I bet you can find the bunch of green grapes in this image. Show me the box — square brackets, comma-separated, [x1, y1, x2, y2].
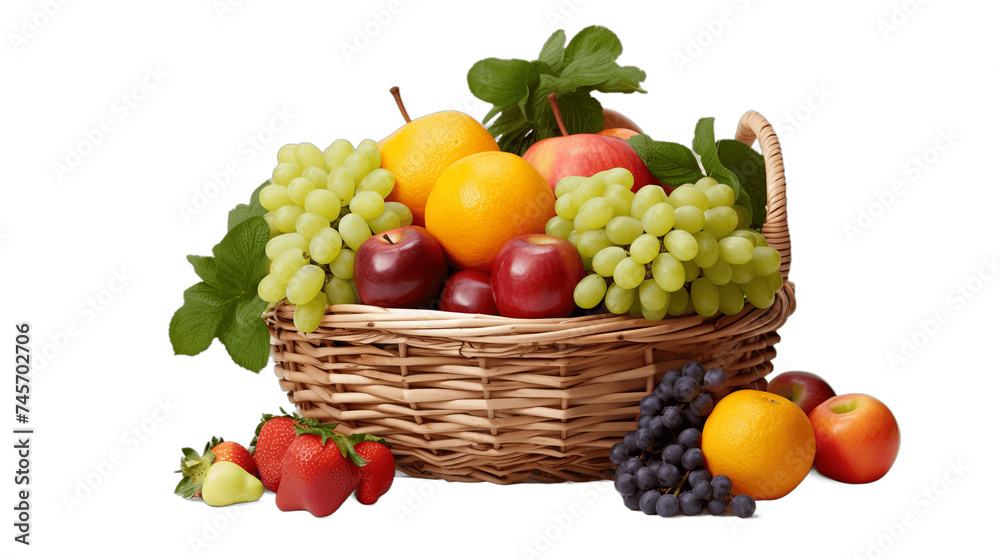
[255, 139, 414, 332]
[545, 169, 783, 321]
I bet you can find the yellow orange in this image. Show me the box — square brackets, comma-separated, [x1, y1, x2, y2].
[424, 152, 555, 271]
[701, 389, 816, 500]
[379, 111, 499, 226]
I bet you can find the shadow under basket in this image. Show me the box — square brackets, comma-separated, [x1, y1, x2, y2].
[265, 110, 796, 483]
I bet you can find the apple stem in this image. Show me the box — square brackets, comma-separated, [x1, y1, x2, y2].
[389, 86, 411, 124]
[546, 93, 569, 137]
[382, 233, 394, 244]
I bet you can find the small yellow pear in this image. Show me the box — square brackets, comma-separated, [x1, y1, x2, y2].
[201, 461, 264, 507]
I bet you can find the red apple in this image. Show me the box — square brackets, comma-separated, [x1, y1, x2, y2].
[809, 394, 900, 484]
[523, 134, 659, 194]
[597, 128, 640, 140]
[768, 370, 837, 415]
[602, 108, 643, 134]
[491, 234, 584, 319]
[354, 226, 447, 309]
[439, 270, 497, 315]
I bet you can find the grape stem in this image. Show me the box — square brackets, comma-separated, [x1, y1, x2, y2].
[389, 86, 411, 124]
[672, 471, 690, 497]
[546, 93, 569, 137]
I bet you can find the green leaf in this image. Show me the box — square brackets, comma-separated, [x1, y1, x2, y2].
[468, 58, 539, 109]
[717, 139, 767, 230]
[692, 118, 750, 224]
[169, 283, 232, 356]
[563, 25, 622, 65]
[596, 66, 648, 94]
[218, 303, 270, 373]
[627, 135, 704, 187]
[212, 217, 270, 295]
[537, 29, 566, 72]
[228, 181, 270, 231]
[186, 255, 217, 284]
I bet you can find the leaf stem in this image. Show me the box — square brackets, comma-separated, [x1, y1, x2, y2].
[389, 86, 411, 123]
[547, 93, 569, 137]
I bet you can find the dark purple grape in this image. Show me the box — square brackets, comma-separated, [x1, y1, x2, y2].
[615, 473, 638, 496]
[657, 463, 681, 487]
[658, 369, 681, 392]
[647, 415, 667, 441]
[623, 492, 642, 511]
[661, 444, 684, 465]
[655, 494, 680, 517]
[639, 489, 662, 515]
[661, 406, 683, 429]
[678, 491, 703, 515]
[688, 468, 712, 487]
[673, 376, 700, 402]
[620, 457, 644, 475]
[623, 431, 638, 452]
[703, 368, 728, 393]
[637, 415, 653, 430]
[636, 467, 657, 491]
[634, 428, 653, 450]
[707, 498, 728, 516]
[610, 442, 630, 464]
[711, 475, 732, 498]
[684, 408, 706, 428]
[681, 448, 704, 471]
[732, 494, 756, 518]
[681, 361, 706, 383]
[678, 427, 701, 449]
[640, 394, 665, 417]
[692, 479, 712, 500]
[689, 393, 715, 417]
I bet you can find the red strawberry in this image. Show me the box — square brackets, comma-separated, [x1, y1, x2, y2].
[211, 441, 258, 478]
[275, 422, 367, 517]
[354, 441, 394, 505]
[250, 410, 298, 493]
[174, 436, 257, 499]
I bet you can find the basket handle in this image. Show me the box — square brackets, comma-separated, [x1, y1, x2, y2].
[734, 110, 791, 280]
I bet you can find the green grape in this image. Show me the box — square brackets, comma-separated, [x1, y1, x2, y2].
[691, 277, 720, 317]
[574, 273, 608, 309]
[384, 201, 413, 227]
[274, 205, 306, 233]
[765, 270, 784, 292]
[567, 230, 580, 247]
[706, 184, 735, 208]
[640, 203, 676, 237]
[751, 246, 781, 276]
[349, 191, 385, 221]
[629, 233, 660, 265]
[751, 231, 769, 247]
[603, 183, 634, 217]
[555, 193, 577, 220]
[277, 143, 298, 164]
[628, 290, 644, 317]
[630, 185, 667, 220]
[694, 176, 719, 190]
[338, 213, 371, 251]
[257, 274, 287, 303]
[309, 227, 343, 264]
[326, 167, 356, 205]
[266, 232, 309, 260]
[602, 167, 634, 191]
[358, 138, 379, 153]
[693, 231, 719, 268]
[545, 216, 574, 239]
[263, 212, 280, 238]
[295, 212, 330, 240]
[673, 206, 705, 233]
[287, 177, 317, 206]
[582, 256, 593, 271]
[324, 139, 354, 170]
[366, 209, 401, 234]
[304, 189, 341, 221]
[578, 197, 615, 229]
[734, 205, 750, 230]
[703, 260, 733, 285]
[293, 291, 328, 333]
[665, 286, 690, 316]
[577, 229, 612, 258]
[343, 153, 370, 187]
[573, 213, 592, 234]
[357, 168, 395, 199]
[604, 282, 635, 314]
[718, 282, 745, 315]
[259, 183, 294, 212]
[294, 143, 326, 170]
[638, 278, 668, 311]
[606, 216, 644, 246]
[668, 186, 710, 211]
[592, 246, 628, 277]
[554, 175, 585, 198]
[718, 237, 754, 265]
[676, 182, 697, 192]
[570, 177, 606, 210]
[641, 302, 668, 321]
[728, 230, 757, 244]
[357, 143, 380, 171]
[682, 259, 700, 283]
[740, 276, 776, 309]
[730, 262, 756, 284]
[301, 167, 329, 193]
[270, 248, 308, 284]
[651, 252, 685, 292]
[287, 264, 326, 304]
[703, 207, 739, 238]
[329, 248, 355, 280]
[613, 256, 646, 290]
[324, 276, 358, 305]
[272, 163, 302, 186]
[664, 230, 698, 261]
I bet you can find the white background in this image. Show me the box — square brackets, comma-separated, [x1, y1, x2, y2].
[4, 0, 997, 558]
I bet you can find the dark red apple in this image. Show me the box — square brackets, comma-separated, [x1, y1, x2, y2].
[491, 234, 584, 319]
[354, 226, 447, 309]
[439, 270, 497, 315]
[809, 394, 901, 484]
[602, 108, 643, 133]
[768, 370, 837, 415]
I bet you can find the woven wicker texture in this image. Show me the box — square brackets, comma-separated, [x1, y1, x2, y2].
[266, 110, 795, 483]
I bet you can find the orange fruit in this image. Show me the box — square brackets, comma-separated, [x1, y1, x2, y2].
[701, 389, 816, 500]
[379, 111, 499, 226]
[424, 152, 555, 271]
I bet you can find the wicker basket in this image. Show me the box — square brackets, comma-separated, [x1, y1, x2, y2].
[265, 110, 794, 484]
